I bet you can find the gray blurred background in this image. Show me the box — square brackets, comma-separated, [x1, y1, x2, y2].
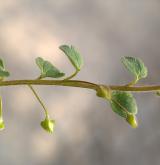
[0, 0, 160, 165]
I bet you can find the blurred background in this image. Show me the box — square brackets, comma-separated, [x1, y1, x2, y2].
[0, 0, 160, 165]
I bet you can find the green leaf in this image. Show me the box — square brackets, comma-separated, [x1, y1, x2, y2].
[121, 56, 148, 82]
[0, 58, 10, 79]
[36, 57, 65, 79]
[59, 45, 83, 71]
[0, 71, 10, 77]
[110, 91, 138, 118]
[41, 117, 55, 133]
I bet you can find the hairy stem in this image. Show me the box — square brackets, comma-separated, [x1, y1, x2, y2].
[0, 79, 159, 92]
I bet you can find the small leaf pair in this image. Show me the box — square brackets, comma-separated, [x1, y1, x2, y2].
[36, 45, 83, 80]
[106, 56, 147, 127]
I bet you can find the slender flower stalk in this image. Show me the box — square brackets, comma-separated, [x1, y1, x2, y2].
[28, 85, 48, 117]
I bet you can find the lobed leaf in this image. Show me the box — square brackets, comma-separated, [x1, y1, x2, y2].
[36, 57, 65, 79]
[59, 45, 83, 71]
[121, 56, 148, 81]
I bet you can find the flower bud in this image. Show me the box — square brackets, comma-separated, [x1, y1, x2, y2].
[41, 117, 55, 133]
[126, 114, 138, 128]
[96, 85, 112, 101]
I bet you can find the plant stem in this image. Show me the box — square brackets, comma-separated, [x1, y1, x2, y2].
[28, 85, 48, 117]
[0, 79, 159, 92]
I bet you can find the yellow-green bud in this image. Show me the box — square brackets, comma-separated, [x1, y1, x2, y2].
[126, 114, 138, 128]
[41, 117, 55, 133]
[0, 118, 5, 130]
[96, 85, 112, 101]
